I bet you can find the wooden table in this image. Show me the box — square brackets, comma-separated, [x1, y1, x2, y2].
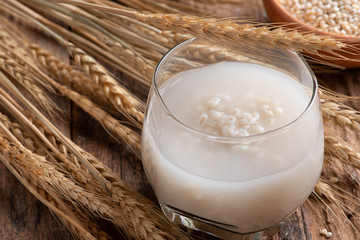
[1, 1, 359, 239]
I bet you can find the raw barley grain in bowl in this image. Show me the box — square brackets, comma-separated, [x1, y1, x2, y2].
[278, 0, 360, 36]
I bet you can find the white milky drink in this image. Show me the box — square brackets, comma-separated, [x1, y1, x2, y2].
[142, 61, 324, 233]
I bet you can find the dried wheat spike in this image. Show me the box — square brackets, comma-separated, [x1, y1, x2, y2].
[73, 145, 190, 240]
[39, 181, 111, 240]
[314, 179, 343, 211]
[0, 112, 43, 154]
[49, 79, 141, 154]
[67, 43, 144, 124]
[45, 126, 188, 240]
[36, 186, 101, 240]
[0, 133, 184, 240]
[87, 221, 112, 240]
[325, 136, 360, 167]
[321, 100, 360, 131]
[131, 13, 345, 55]
[0, 78, 185, 238]
[0, 101, 187, 240]
[28, 44, 117, 114]
[21, 47, 142, 153]
[313, 177, 360, 238]
[30, 116, 188, 240]
[0, 50, 55, 112]
[0, 134, 138, 239]
[111, 41, 155, 83]
[159, 30, 190, 47]
[0, 127, 98, 240]
[12, 104, 188, 240]
[127, 20, 189, 48]
[185, 42, 252, 63]
[0, 23, 30, 60]
[48, 1, 346, 56]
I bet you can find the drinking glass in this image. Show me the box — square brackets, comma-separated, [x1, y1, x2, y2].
[141, 38, 324, 239]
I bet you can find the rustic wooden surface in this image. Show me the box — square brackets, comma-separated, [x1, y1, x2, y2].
[0, 1, 360, 240]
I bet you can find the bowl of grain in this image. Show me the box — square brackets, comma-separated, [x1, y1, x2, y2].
[263, 0, 360, 68]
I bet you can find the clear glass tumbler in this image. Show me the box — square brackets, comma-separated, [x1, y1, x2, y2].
[141, 38, 324, 239]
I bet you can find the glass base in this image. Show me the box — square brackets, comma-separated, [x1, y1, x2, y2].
[161, 203, 284, 240]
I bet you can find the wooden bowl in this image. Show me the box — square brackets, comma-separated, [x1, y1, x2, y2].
[263, 0, 360, 68]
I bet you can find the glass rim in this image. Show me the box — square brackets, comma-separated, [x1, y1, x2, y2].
[152, 38, 319, 142]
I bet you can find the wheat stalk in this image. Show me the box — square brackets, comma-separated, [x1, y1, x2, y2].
[325, 136, 360, 168]
[19, 109, 188, 240]
[136, 16, 345, 55]
[0, 71, 111, 194]
[184, 42, 255, 63]
[114, 0, 162, 13]
[119, 0, 176, 13]
[71, 143, 191, 240]
[323, 151, 359, 187]
[29, 114, 188, 240]
[9, 0, 167, 89]
[157, 30, 190, 47]
[0, 124, 99, 240]
[314, 177, 360, 236]
[41, 194, 102, 240]
[0, 89, 110, 194]
[35, 185, 108, 240]
[321, 100, 360, 131]
[98, 17, 168, 54]
[314, 179, 340, 205]
[27, 0, 155, 86]
[109, 41, 155, 84]
[0, 114, 115, 240]
[0, 21, 56, 112]
[0, 129, 139, 238]
[44, 74, 142, 154]
[68, 7, 158, 84]
[37, 121, 189, 240]
[10, 101, 188, 240]
[147, 0, 208, 15]
[3, 0, 360, 239]
[313, 180, 349, 218]
[0, 133, 128, 233]
[0, 84, 188, 239]
[92, 0, 202, 15]
[0, 16, 59, 93]
[0, 49, 56, 113]
[86, 221, 113, 240]
[0, 22, 32, 62]
[0, 36, 124, 195]
[110, 16, 188, 49]
[3, 0, 145, 126]
[0, 111, 186, 240]
[21, 44, 142, 153]
[0, 40, 141, 156]
[28, 43, 121, 117]
[83, 1, 190, 49]
[61, 3, 161, 74]
[67, 44, 145, 123]
[53, 0, 347, 57]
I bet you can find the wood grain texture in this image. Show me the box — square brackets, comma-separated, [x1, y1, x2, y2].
[1, 1, 360, 240]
